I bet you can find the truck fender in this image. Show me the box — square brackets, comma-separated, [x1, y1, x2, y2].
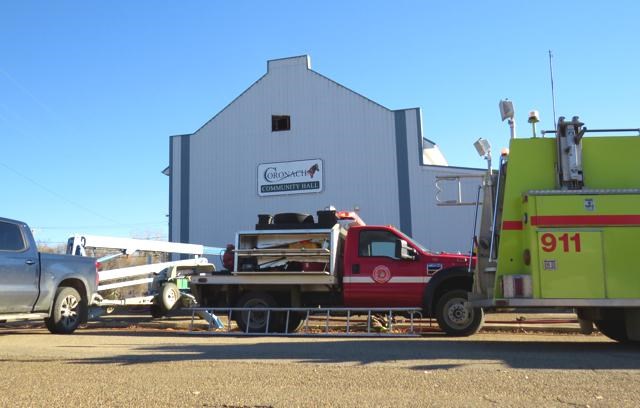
[422, 267, 473, 317]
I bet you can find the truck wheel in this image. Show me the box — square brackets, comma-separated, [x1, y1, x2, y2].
[284, 313, 304, 333]
[160, 282, 181, 313]
[595, 319, 629, 342]
[435, 289, 484, 336]
[234, 292, 278, 333]
[45, 287, 85, 334]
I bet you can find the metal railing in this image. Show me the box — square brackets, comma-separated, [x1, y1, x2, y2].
[435, 175, 484, 206]
[185, 307, 424, 337]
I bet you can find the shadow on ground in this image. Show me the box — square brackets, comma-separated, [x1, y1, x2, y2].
[70, 330, 640, 370]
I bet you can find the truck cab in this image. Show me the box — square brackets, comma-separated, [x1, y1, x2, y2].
[0, 218, 40, 313]
[342, 224, 471, 308]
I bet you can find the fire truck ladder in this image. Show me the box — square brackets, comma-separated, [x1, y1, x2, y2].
[185, 307, 424, 337]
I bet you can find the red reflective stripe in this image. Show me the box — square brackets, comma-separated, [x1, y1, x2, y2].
[531, 215, 640, 226]
[502, 220, 523, 230]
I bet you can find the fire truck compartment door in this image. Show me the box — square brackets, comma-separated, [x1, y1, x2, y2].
[537, 230, 605, 299]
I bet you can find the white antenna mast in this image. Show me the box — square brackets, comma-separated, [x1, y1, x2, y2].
[549, 50, 557, 126]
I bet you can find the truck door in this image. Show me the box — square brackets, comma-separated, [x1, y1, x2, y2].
[0, 220, 40, 313]
[343, 228, 425, 307]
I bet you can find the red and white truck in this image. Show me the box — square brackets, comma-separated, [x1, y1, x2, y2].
[188, 209, 483, 335]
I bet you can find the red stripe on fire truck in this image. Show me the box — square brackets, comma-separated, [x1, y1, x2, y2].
[531, 214, 640, 226]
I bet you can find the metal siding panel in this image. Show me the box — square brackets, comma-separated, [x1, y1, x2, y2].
[168, 138, 174, 242]
[180, 136, 190, 243]
[170, 137, 181, 243]
[394, 110, 412, 235]
[404, 108, 484, 252]
[186, 62, 401, 249]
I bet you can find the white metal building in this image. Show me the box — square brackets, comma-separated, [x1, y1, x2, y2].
[166, 55, 483, 254]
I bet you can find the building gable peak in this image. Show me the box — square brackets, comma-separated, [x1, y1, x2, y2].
[267, 55, 311, 72]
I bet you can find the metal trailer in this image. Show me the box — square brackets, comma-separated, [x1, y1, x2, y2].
[66, 234, 223, 319]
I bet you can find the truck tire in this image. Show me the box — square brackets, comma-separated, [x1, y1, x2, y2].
[435, 289, 484, 336]
[273, 213, 314, 224]
[150, 304, 164, 319]
[283, 313, 304, 333]
[234, 292, 278, 333]
[160, 282, 181, 313]
[45, 286, 85, 334]
[595, 319, 629, 342]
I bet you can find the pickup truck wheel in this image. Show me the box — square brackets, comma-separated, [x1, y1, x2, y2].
[595, 319, 629, 342]
[435, 289, 484, 337]
[234, 292, 277, 333]
[45, 287, 85, 334]
[160, 282, 181, 313]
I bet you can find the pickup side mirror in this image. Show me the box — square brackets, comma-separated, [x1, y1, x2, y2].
[395, 239, 416, 260]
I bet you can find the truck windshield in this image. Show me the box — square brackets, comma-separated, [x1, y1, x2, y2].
[393, 229, 432, 254]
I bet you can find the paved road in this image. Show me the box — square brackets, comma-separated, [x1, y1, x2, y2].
[0, 327, 638, 407]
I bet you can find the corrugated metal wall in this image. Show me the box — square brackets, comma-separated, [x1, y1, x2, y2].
[169, 56, 483, 254]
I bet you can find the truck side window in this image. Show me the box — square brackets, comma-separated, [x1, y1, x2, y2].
[359, 230, 399, 259]
[0, 221, 26, 251]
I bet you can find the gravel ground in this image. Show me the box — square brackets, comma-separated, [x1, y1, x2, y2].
[0, 328, 638, 407]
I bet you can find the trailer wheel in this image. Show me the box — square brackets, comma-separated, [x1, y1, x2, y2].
[595, 319, 629, 342]
[45, 286, 85, 334]
[160, 282, 181, 313]
[435, 290, 484, 336]
[150, 304, 164, 318]
[234, 292, 278, 333]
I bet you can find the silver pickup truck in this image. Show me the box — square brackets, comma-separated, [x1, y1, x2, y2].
[0, 217, 97, 334]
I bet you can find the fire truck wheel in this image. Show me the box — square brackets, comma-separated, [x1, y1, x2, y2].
[594, 319, 629, 342]
[160, 282, 181, 313]
[234, 292, 278, 333]
[435, 289, 484, 337]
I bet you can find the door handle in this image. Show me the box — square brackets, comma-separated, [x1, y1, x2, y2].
[352, 264, 360, 274]
[25, 259, 36, 265]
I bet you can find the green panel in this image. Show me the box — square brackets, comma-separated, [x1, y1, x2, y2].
[538, 230, 605, 298]
[176, 277, 190, 290]
[583, 137, 640, 189]
[535, 194, 640, 216]
[494, 138, 556, 296]
[603, 229, 640, 298]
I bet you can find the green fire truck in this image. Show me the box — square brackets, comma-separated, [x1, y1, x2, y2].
[471, 106, 640, 343]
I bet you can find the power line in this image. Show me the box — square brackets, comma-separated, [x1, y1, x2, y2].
[34, 222, 166, 230]
[0, 160, 125, 225]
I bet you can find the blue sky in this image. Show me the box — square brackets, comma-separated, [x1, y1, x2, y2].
[1, 1, 638, 245]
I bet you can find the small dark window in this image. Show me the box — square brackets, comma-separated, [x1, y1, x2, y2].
[0, 221, 26, 251]
[272, 115, 291, 132]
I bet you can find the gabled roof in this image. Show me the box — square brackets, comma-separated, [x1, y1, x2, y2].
[189, 55, 405, 136]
